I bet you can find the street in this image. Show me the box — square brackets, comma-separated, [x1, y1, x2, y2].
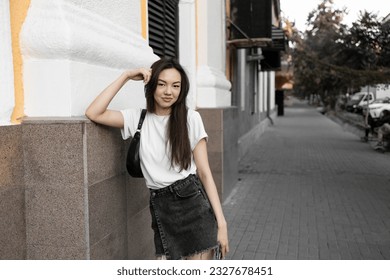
[223, 99, 390, 260]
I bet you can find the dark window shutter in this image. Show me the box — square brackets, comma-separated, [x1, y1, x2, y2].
[148, 0, 179, 58]
[230, 0, 272, 40]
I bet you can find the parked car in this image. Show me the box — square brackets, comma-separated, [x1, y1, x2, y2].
[364, 97, 390, 120]
[362, 97, 390, 115]
[346, 92, 374, 113]
[347, 91, 390, 114]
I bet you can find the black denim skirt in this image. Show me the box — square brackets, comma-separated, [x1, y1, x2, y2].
[149, 174, 218, 260]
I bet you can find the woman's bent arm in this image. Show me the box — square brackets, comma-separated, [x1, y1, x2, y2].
[85, 68, 151, 128]
[193, 139, 229, 258]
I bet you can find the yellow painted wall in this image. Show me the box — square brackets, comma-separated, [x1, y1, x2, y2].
[140, 0, 147, 39]
[195, 0, 198, 66]
[10, 0, 31, 124]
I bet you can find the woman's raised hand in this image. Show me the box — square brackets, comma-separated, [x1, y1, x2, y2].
[125, 68, 152, 84]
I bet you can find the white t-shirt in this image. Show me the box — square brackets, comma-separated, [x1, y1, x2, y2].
[120, 108, 208, 189]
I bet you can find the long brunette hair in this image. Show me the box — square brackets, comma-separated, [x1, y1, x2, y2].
[145, 58, 191, 171]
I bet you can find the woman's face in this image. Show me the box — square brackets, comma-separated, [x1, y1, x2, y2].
[153, 68, 181, 115]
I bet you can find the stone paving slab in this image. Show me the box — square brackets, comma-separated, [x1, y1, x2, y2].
[223, 100, 390, 260]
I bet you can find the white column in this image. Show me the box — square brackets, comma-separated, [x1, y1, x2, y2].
[269, 71, 275, 110]
[259, 71, 264, 113]
[178, 0, 197, 110]
[0, 0, 15, 125]
[237, 49, 246, 111]
[20, 0, 158, 117]
[263, 72, 268, 113]
[196, 0, 231, 108]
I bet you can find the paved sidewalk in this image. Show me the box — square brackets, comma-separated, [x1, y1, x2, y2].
[223, 100, 390, 260]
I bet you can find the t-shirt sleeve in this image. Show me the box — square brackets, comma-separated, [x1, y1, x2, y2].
[120, 108, 141, 140]
[188, 110, 208, 150]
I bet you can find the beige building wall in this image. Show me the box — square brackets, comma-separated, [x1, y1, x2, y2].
[22, 118, 154, 259]
[0, 125, 26, 259]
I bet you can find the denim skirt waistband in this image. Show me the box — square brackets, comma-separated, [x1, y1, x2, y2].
[149, 174, 198, 197]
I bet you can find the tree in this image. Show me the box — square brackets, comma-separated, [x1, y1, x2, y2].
[284, 0, 390, 109]
[378, 18, 390, 67]
[290, 0, 348, 107]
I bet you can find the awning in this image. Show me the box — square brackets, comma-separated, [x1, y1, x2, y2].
[227, 38, 272, 48]
[227, 26, 286, 51]
[275, 71, 294, 90]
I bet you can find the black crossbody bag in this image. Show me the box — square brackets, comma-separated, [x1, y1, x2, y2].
[126, 109, 147, 177]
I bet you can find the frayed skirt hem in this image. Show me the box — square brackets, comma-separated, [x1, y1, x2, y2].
[155, 244, 221, 260]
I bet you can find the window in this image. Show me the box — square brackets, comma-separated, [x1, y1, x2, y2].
[148, 0, 179, 58]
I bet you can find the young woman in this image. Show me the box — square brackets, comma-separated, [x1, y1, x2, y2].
[85, 58, 229, 260]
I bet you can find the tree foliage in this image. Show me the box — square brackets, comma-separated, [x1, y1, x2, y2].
[284, 0, 390, 108]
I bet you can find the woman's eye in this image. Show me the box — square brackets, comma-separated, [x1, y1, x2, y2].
[158, 83, 165, 87]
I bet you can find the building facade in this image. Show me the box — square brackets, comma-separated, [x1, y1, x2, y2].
[0, 0, 283, 259]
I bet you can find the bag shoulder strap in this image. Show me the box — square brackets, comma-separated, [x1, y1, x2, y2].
[136, 109, 147, 131]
